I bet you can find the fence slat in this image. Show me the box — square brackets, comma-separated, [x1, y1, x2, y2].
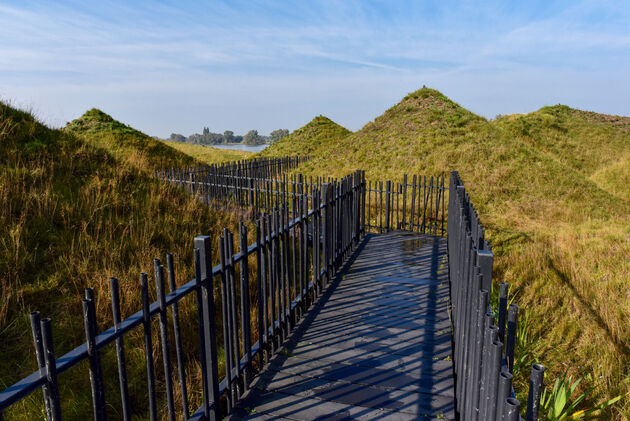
[219, 235, 234, 411]
[140, 274, 158, 421]
[239, 223, 252, 390]
[110, 278, 131, 421]
[40, 319, 62, 421]
[166, 254, 189, 420]
[29, 312, 52, 419]
[194, 236, 221, 421]
[83, 291, 106, 421]
[154, 260, 176, 421]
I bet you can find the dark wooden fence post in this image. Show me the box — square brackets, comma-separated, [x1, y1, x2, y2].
[40, 318, 62, 421]
[154, 260, 176, 421]
[248, 178, 254, 209]
[255, 220, 265, 366]
[498, 283, 509, 343]
[402, 174, 407, 230]
[361, 171, 366, 235]
[194, 236, 221, 421]
[109, 278, 131, 421]
[239, 223, 252, 389]
[526, 364, 545, 421]
[504, 398, 521, 421]
[506, 304, 518, 374]
[29, 312, 52, 419]
[410, 175, 417, 231]
[141, 274, 157, 421]
[496, 371, 513, 421]
[165, 255, 189, 420]
[83, 290, 106, 421]
[219, 234, 234, 410]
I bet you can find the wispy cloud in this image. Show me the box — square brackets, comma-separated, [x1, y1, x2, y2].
[0, 0, 628, 136]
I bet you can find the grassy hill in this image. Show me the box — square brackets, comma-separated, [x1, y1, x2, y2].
[258, 115, 351, 158]
[495, 106, 630, 200]
[0, 104, 250, 419]
[260, 88, 630, 418]
[65, 108, 199, 170]
[2, 92, 628, 418]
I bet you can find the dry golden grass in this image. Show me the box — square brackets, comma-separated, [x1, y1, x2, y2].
[0, 103, 258, 419]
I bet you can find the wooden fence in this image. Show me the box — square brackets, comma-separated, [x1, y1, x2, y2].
[154, 156, 307, 188]
[0, 163, 546, 421]
[0, 170, 364, 420]
[158, 167, 447, 237]
[449, 171, 544, 421]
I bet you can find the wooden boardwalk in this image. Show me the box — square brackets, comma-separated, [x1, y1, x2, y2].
[229, 231, 455, 420]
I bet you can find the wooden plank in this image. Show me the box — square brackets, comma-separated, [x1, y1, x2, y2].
[231, 389, 425, 420]
[252, 370, 454, 417]
[264, 355, 455, 396]
[284, 341, 453, 373]
[235, 232, 455, 420]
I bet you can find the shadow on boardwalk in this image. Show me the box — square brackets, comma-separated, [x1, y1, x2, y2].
[229, 232, 454, 420]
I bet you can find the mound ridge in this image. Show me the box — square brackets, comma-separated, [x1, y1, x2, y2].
[494, 105, 630, 200]
[259, 115, 351, 157]
[272, 88, 622, 217]
[65, 108, 197, 170]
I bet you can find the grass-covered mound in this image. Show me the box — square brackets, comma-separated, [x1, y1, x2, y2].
[258, 115, 351, 158]
[260, 87, 630, 418]
[65, 108, 198, 170]
[0, 103, 249, 419]
[495, 105, 630, 200]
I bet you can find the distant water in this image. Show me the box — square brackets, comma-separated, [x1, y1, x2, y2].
[208, 144, 269, 153]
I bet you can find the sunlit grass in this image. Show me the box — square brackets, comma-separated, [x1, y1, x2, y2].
[0, 103, 255, 419]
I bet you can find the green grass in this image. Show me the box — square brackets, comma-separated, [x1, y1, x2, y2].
[495, 106, 630, 200]
[0, 104, 255, 419]
[258, 115, 351, 158]
[65, 108, 198, 170]
[259, 87, 630, 419]
[2, 90, 629, 419]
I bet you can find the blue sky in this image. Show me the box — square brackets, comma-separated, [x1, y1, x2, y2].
[1, 0, 629, 138]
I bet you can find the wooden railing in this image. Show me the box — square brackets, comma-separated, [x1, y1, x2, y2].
[158, 165, 448, 237]
[0, 170, 364, 420]
[449, 171, 544, 421]
[155, 156, 308, 188]
[0, 163, 546, 421]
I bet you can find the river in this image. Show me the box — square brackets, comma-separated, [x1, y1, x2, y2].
[208, 144, 269, 153]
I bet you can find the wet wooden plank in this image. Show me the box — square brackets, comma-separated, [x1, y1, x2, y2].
[251, 369, 454, 417]
[230, 388, 425, 420]
[264, 355, 455, 396]
[234, 232, 455, 420]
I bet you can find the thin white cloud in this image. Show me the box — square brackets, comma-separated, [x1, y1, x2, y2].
[0, 0, 628, 136]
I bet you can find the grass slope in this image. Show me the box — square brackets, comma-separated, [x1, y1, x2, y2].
[65, 108, 198, 170]
[258, 115, 351, 157]
[495, 106, 630, 200]
[162, 140, 252, 165]
[0, 104, 251, 419]
[261, 88, 630, 419]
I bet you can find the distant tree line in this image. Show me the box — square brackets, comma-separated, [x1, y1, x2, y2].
[169, 127, 289, 146]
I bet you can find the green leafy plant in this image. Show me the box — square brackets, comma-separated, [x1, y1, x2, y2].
[540, 370, 625, 420]
[513, 311, 541, 375]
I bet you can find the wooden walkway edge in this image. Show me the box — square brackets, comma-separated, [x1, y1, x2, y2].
[228, 231, 455, 420]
